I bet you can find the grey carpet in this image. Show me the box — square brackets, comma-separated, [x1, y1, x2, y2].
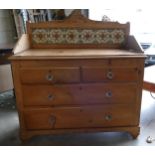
[0, 90, 16, 109]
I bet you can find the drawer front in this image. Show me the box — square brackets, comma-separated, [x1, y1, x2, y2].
[82, 67, 138, 82]
[20, 67, 80, 84]
[19, 59, 140, 68]
[22, 83, 137, 106]
[24, 105, 136, 130]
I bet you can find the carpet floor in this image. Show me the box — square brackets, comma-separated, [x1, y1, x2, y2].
[0, 90, 16, 110]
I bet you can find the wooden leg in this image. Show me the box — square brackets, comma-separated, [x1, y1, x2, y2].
[128, 127, 140, 139]
[20, 132, 33, 143]
[13, 88, 16, 98]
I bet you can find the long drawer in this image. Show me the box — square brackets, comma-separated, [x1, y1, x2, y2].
[19, 59, 140, 68]
[82, 67, 138, 82]
[24, 105, 137, 130]
[20, 67, 80, 84]
[22, 83, 137, 106]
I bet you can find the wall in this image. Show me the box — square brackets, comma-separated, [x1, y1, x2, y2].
[0, 9, 17, 44]
[0, 9, 15, 92]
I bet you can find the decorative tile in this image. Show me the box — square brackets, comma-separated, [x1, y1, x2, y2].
[96, 30, 111, 43]
[81, 30, 94, 44]
[49, 29, 64, 44]
[31, 28, 126, 45]
[32, 29, 48, 44]
[65, 30, 79, 44]
[111, 30, 125, 43]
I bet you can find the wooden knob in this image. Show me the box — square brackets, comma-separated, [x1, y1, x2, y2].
[46, 74, 53, 81]
[107, 71, 113, 79]
[48, 94, 54, 100]
[105, 91, 112, 98]
[105, 115, 112, 121]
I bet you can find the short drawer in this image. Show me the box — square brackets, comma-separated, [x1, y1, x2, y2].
[22, 83, 137, 106]
[82, 67, 138, 82]
[24, 105, 137, 130]
[20, 67, 80, 84]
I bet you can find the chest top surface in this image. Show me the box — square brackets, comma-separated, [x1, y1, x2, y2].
[10, 9, 145, 60]
[11, 49, 144, 60]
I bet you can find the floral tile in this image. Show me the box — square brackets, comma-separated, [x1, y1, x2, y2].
[32, 28, 126, 45]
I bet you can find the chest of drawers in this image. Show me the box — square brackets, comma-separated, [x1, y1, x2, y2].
[11, 56, 144, 140]
[10, 10, 145, 141]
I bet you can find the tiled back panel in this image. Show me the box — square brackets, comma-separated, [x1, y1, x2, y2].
[31, 28, 126, 46]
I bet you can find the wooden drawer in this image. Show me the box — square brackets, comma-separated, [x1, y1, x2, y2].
[19, 58, 140, 68]
[20, 67, 80, 84]
[24, 105, 136, 130]
[82, 67, 138, 82]
[22, 83, 137, 106]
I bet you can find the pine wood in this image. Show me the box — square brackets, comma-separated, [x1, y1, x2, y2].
[22, 83, 137, 106]
[13, 34, 30, 54]
[82, 67, 138, 82]
[10, 49, 144, 60]
[125, 35, 144, 52]
[26, 10, 130, 49]
[20, 67, 80, 84]
[10, 10, 145, 141]
[23, 105, 136, 130]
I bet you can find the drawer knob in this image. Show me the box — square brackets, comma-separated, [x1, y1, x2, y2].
[48, 94, 54, 100]
[105, 91, 112, 98]
[107, 71, 113, 79]
[46, 74, 53, 81]
[105, 115, 112, 121]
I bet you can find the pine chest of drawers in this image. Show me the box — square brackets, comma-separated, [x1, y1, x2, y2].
[10, 10, 145, 141]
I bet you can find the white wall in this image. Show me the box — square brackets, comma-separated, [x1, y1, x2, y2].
[0, 65, 13, 92]
[0, 9, 16, 44]
[89, 8, 155, 35]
